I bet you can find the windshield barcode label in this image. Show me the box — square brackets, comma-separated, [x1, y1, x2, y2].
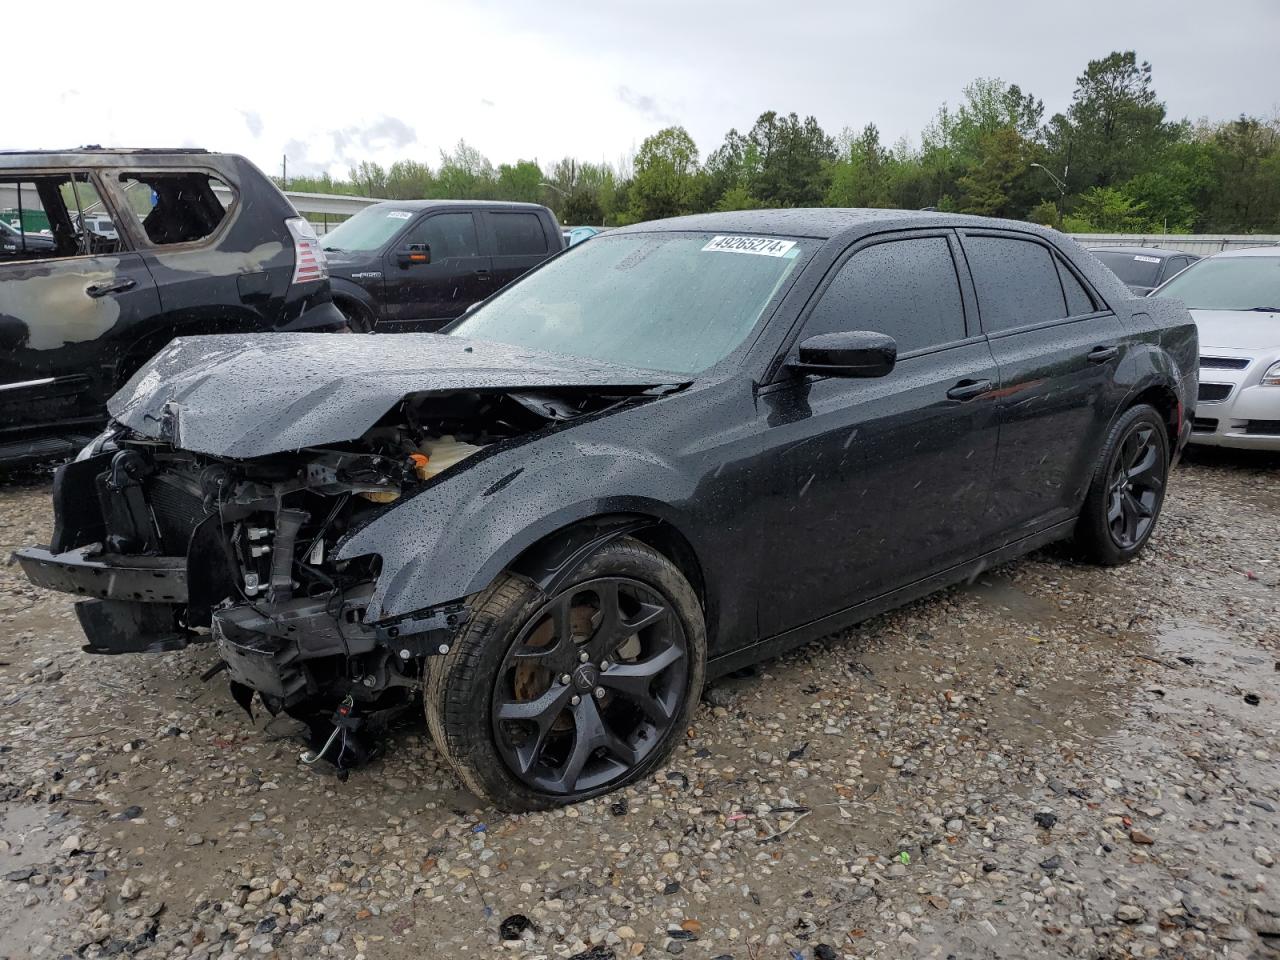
[702, 235, 797, 257]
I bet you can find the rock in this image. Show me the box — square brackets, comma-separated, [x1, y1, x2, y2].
[1033, 811, 1057, 829]
[1115, 904, 1145, 924]
[120, 878, 141, 901]
[1130, 829, 1155, 845]
[1255, 847, 1275, 868]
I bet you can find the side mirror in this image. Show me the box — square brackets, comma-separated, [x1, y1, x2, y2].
[396, 242, 431, 267]
[790, 331, 896, 378]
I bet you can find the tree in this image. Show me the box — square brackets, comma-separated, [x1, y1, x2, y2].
[629, 127, 701, 221]
[494, 160, 544, 204]
[826, 124, 892, 207]
[956, 127, 1030, 217]
[743, 111, 835, 206]
[1045, 51, 1174, 192]
[432, 141, 496, 199]
[1061, 186, 1155, 232]
[385, 160, 434, 200]
[348, 161, 389, 197]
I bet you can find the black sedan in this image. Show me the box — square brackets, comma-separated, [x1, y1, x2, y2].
[1089, 245, 1200, 296]
[18, 209, 1198, 810]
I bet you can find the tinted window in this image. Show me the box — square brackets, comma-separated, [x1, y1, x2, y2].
[1056, 257, 1096, 316]
[492, 212, 547, 255]
[1161, 257, 1189, 282]
[1092, 250, 1162, 287]
[405, 212, 479, 259]
[321, 206, 414, 254]
[0, 173, 121, 262]
[966, 236, 1067, 332]
[803, 237, 965, 353]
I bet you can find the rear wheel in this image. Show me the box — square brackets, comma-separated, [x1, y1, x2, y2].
[1074, 404, 1170, 565]
[425, 536, 705, 811]
[335, 298, 375, 333]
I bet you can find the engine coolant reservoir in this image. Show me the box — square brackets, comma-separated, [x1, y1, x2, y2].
[415, 435, 485, 479]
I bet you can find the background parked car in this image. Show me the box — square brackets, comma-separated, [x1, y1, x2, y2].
[1151, 247, 1280, 449]
[564, 225, 602, 246]
[0, 147, 346, 464]
[321, 200, 564, 332]
[0, 219, 56, 255]
[1089, 245, 1199, 296]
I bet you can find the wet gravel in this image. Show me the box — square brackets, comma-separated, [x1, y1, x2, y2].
[0, 448, 1277, 960]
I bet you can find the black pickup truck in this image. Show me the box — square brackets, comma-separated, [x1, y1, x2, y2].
[321, 200, 564, 331]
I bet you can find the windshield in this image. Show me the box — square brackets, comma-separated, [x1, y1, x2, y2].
[450, 232, 809, 374]
[1093, 250, 1162, 287]
[320, 205, 413, 254]
[1154, 255, 1280, 311]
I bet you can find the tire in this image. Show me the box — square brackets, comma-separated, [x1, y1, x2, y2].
[1074, 403, 1170, 566]
[335, 298, 375, 333]
[425, 536, 706, 811]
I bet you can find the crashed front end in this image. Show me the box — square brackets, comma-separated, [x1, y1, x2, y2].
[16, 429, 470, 720]
[15, 386, 632, 730]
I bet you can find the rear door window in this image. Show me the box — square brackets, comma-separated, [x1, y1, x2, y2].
[803, 235, 967, 354]
[116, 171, 233, 246]
[404, 212, 480, 259]
[0, 173, 122, 262]
[964, 235, 1068, 333]
[1055, 256, 1097, 316]
[492, 212, 548, 255]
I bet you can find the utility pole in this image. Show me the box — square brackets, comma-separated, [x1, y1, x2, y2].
[282, 155, 288, 191]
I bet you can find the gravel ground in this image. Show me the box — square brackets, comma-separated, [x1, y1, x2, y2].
[0, 448, 1277, 960]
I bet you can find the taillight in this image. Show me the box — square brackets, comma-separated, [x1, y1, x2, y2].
[287, 217, 328, 285]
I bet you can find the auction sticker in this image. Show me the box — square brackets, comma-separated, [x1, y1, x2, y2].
[1133, 254, 1160, 263]
[387, 210, 413, 220]
[702, 235, 796, 257]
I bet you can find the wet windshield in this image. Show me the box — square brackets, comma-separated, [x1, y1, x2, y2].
[1093, 250, 1162, 287]
[320, 205, 413, 253]
[1154, 255, 1280, 312]
[449, 232, 809, 374]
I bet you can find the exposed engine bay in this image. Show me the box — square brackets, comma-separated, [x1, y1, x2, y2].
[16, 385, 658, 772]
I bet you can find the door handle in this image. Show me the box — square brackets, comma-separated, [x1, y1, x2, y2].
[946, 378, 994, 401]
[85, 278, 137, 298]
[475, 268, 492, 280]
[1087, 344, 1119, 363]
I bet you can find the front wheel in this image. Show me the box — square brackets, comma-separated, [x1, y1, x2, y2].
[425, 536, 706, 811]
[1074, 403, 1170, 565]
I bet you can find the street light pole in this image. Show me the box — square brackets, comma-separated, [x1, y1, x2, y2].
[1029, 163, 1067, 197]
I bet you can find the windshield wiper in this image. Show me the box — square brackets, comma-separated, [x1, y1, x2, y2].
[322, 245, 344, 253]
[1244, 306, 1280, 312]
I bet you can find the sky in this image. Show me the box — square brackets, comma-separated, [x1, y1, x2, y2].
[9, 0, 1278, 180]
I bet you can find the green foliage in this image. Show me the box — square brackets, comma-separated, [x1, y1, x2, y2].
[278, 51, 1280, 235]
[629, 127, 701, 221]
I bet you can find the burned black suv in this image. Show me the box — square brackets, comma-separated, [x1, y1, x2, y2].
[0, 148, 345, 463]
[18, 209, 1197, 811]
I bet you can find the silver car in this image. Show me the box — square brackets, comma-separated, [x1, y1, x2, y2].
[1152, 247, 1280, 450]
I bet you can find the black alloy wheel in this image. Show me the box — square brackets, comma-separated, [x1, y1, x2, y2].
[1106, 421, 1163, 549]
[490, 577, 687, 795]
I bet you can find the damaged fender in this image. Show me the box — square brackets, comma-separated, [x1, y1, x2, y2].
[336, 428, 706, 621]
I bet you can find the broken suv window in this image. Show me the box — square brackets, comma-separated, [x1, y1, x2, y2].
[117, 171, 233, 246]
[0, 173, 121, 262]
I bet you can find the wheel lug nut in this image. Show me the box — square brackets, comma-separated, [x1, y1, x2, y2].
[594, 686, 606, 699]
[600, 660, 611, 670]
[559, 673, 571, 685]
[570, 694, 581, 705]
[579, 651, 590, 663]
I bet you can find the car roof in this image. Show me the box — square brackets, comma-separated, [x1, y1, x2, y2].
[368, 199, 550, 212]
[0, 147, 227, 171]
[1208, 245, 1280, 258]
[1088, 246, 1192, 259]
[610, 207, 1069, 241]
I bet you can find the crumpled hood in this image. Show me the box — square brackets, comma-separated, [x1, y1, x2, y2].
[108, 332, 684, 459]
[1190, 309, 1280, 351]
